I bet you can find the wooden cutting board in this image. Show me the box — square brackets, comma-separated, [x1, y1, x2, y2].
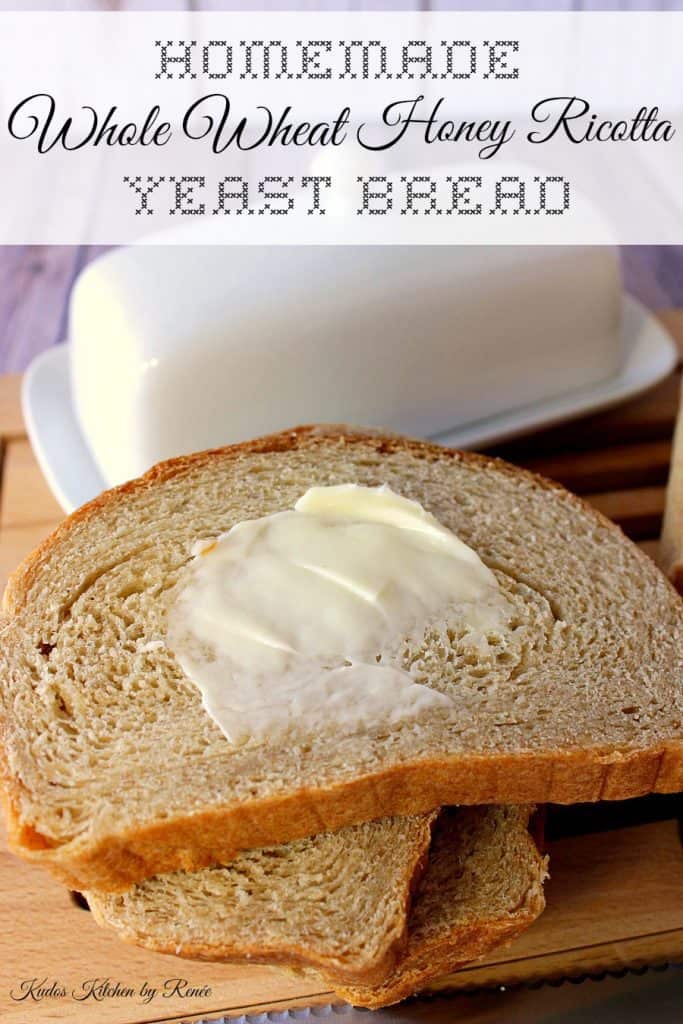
[1, 325, 682, 1022]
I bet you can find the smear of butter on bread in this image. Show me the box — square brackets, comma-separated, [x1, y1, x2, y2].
[167, 484, 511, 746]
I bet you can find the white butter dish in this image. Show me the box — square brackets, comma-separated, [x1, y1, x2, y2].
[23, 295, 676, 514]
[69, 245, 623, 488]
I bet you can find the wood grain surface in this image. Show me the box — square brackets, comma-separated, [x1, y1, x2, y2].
[1, 814, 681, 1024]
[1, 316, 683, 1021]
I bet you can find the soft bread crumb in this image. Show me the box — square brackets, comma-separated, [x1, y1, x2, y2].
[1, 426, 682, 890]
[86, 806, 545, 1004]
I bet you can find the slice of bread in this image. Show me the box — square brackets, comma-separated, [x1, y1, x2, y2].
[2, 426, 682, 891]
[335, 806, 547, 1008]
[88, 811, 437, 987]
[86, 806, 546, 1008]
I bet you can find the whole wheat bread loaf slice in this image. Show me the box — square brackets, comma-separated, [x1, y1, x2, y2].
[335, 805, 546, 1007]
[86, 806, 546, 1007]
[88, 811, 437, 987]
[2, 426, 682, 891]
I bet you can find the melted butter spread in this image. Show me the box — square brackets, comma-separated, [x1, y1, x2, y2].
[168, 484, 510, 746]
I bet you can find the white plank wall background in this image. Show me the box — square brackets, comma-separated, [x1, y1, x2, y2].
[0, 2, 682, 13]
[0, 0, 681, 372]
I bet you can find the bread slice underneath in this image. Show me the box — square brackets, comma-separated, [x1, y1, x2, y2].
[87, 812, 437, 987]
[334, 805, 546, 1008]
[2, 425, 682, 891]
[86, 806, 546, 1008]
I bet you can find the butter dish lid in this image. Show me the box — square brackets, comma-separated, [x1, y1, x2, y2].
[68, 243, 624, 488]
[23, 295, 676, 513]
